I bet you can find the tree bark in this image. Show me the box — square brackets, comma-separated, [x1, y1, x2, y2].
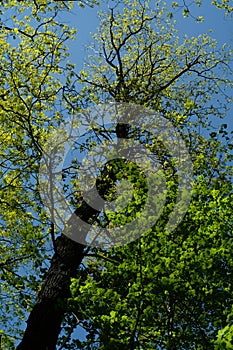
[17, 122, 129, 349]
[17, 201, 99, 350]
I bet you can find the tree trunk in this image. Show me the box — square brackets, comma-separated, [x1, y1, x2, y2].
[17, 201, 99, 350]
[17, 122, 128, 349]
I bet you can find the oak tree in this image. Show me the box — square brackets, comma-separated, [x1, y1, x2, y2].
[0, 0, 232, 349]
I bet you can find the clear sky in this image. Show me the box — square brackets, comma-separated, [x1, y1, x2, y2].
[10, 2, 232, 347]
[56, 1, 232, 344]
[59, 1, 232, 130]
[3, 1, 232, 348]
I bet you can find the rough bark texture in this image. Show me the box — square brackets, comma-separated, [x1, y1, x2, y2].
[17, 122, 128, 350]
[17, 201, 99, 350]
[17, 236, 85, 350]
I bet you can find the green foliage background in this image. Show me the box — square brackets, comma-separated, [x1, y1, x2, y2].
[0, 0, 232, 349]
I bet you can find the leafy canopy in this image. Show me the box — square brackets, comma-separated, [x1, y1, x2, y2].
[0, 0, 232, 349]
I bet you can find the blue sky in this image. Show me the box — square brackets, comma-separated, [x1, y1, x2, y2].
[59, 1, 232, 130]
[55, 1, 232, 345]
[7, 1, 232, 347]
